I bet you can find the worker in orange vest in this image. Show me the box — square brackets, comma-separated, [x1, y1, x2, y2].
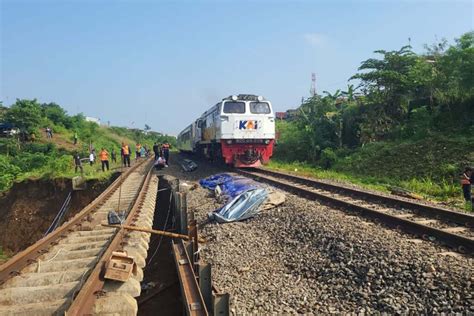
[99, 148, 110, 171]
[162, 142, 170, 167]
[461, 167, 472, 210]
[121, 143, 131, 167]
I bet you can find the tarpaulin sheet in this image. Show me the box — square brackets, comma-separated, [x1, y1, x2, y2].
[199, 173, 259, 201]
[210, 188, 268, 223]
[200, 173, 268, 223]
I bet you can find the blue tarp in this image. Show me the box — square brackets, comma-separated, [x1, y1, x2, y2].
[199, 173, 260, 201]
[199, 173, 268, 223]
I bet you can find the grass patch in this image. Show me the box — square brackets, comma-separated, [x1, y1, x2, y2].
[267, 160, 389, 193]
[0, 246, 9, 263]
[267, 159, 466, 209]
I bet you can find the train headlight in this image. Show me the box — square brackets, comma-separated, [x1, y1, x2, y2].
[231, 95, 238, 101]
[264, 139, 270, 144]
[257, 96, 264, 101]
[226, 140, 232, 144]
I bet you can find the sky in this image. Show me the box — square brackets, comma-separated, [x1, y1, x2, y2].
[1, 0, 473, 135]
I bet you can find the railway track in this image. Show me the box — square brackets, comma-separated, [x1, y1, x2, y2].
[0, 158, 157, 315]
[237, 168, 474, 255]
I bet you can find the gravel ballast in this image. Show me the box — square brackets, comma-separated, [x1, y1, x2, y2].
[161, 154, 474, 314]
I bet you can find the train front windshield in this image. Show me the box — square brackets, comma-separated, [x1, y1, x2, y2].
[222, 101, 271, 114]
[223, 102, 246, 113]
[250, 102, 271, 114]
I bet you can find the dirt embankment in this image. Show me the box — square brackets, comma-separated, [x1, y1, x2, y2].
[0, 174, 119, 256]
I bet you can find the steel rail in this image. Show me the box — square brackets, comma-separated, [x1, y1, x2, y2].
[0, 159, 147, 284]
[253, 168, 474, 227]
[237, 169, 474, 255]
[172, 239, 208, 316]
[66, 161, 154, 315]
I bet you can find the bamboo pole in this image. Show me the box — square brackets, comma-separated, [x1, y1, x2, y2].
[102, 224, 206, 243]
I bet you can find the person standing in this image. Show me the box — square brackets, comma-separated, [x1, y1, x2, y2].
[73, 153, 83, 174]
[121, 142, 131, 167]
[111, 148, 117, 163]
[99, 148, 110, 171]
[153, 142, 159, 161]
[162, 142, 170, 167]
[89, 151, 95, 166]
[73, 132, 78, 145]
[135, 143, 142, 161]
[461, 167, 473, 211]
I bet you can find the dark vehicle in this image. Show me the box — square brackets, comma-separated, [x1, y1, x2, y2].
[0, 123, 20, 137]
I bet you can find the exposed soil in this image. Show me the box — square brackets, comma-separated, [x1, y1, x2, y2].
[0, 174, 119, 256]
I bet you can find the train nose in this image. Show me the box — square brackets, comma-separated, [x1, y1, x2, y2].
[239, 149, 260, 164]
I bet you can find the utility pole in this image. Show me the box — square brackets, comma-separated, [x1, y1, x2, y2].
[310, 73, 317, 97]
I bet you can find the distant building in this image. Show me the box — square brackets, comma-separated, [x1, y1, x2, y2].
[275, 109, 299, 121]
[275, 112, 287, 120]
[85, 116, 101, 125]
[286, 109, 299, 120]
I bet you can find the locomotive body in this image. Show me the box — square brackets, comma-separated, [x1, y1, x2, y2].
[177, 94, 275, 167]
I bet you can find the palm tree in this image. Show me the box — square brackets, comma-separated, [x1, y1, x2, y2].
[322, 89, 341, 101]
[341, 84, 356, 102]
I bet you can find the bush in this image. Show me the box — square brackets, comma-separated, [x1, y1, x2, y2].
[43, 155, 71, 178]
[14, 152, 49, 172]
[0, 138, 20, 155]
[320, 148, 337, 169]
[0, 156, 21, 191]
[22, 142, 56, 154]
[4, 99, 42, 135]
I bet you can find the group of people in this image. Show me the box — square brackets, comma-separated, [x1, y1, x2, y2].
[153, 142, 170, 170]
[74, 147, 115, 174]
[134, 143, 150, 160]
[121, 142, 154, 167]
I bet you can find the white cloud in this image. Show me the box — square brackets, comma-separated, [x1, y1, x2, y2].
[303, 33, 327, 47]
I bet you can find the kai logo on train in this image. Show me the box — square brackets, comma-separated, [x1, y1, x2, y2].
[238, 120, 259, 130]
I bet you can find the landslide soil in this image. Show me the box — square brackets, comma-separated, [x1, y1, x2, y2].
[0, 175, 118, 256]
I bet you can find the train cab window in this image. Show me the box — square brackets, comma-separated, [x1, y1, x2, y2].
[250, 102, 271, 114]
[223, 102, 245, 114]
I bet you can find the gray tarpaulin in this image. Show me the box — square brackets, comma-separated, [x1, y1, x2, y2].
[200, 173, 285, 223]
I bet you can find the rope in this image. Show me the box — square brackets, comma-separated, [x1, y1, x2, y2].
[44, 191, 72, 236]
[36, 248, 66, 273]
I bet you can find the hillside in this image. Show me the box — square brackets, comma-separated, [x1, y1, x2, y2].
[0, 100, 176, 193]
[271, 31, 474, 209]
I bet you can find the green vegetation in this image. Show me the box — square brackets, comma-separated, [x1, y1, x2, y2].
[0, 100, 176, 192]
[273, 31, 474, 206]
[0, 246, 8, 262]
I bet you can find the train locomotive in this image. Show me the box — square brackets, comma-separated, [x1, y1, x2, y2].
[177, 94, 275, 167]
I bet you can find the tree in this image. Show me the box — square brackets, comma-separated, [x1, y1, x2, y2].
[41, 102, 71, 127]
[322, 89, 341, 101]
[435, 31, 474, 103]
[144, 124, 151, 132]
[4, 99, 43, 138]
[298, 95, 340, 159]
[351, 45, 418, 119]
[341, 84, 356, 102]
[0, 102, 8, 121]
